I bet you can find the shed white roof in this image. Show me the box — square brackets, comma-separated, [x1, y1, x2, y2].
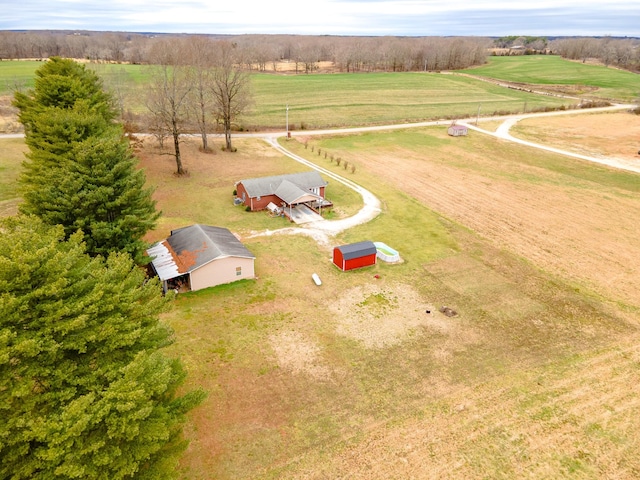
[147, 241, 181, 281]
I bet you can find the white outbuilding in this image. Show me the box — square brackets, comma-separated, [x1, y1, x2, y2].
[147, 224, 255, 293]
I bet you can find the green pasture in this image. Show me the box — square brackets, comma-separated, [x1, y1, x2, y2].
[0, 138, 25, 217]
[0, 61, 149, 95]
[3, 56, 638, 130]
[462, 55, 640, 101]
[0, 55, 640, 130]
[246, 71, 573, 129]
[0, 60, 41, 93]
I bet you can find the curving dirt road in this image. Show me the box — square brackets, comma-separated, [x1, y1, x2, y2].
[255, 103, 637, 237]
[260, 104, 640, 307]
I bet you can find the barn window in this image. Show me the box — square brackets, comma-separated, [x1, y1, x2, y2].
[236, 266, 242, 276]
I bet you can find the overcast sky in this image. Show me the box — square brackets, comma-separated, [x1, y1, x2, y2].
[3, 0, 639, 37]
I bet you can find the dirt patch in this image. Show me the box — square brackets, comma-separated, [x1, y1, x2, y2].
[328, 282, 478, 350]
[269, 331, 337, 381]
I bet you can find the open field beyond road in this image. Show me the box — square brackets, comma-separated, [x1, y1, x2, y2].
[511, 111, 640, 164]
[461, 55, 640, 102]
[4, 54, 638, 133]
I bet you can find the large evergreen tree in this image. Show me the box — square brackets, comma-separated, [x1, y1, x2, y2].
[14, 56, 116, 126]
[14, 57, 159, 264]
[0, 216, 204, 480]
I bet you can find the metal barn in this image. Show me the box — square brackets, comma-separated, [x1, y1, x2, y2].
[332, 241, 377, 271]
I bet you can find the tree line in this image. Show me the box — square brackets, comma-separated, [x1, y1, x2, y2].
[0, 31, 488, 72]
[1, 31, 638, 71]
[551, 37, 640, 70]
[1, 57, 205, 479]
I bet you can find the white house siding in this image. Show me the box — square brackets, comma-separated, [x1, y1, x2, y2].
[190, 256, 255, 291]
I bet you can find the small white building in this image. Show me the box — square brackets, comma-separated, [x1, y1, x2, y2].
[447, 124, 468, 137]
[147, 224, 255, 292]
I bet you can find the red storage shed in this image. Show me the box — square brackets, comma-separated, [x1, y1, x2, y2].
[333, 241, 377, 271]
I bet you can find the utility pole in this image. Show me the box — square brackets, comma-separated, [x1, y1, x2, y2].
[286, 103, 289, 138]
[476, 104, 481, 125]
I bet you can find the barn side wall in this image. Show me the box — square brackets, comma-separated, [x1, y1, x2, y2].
[344, 253, 377, 271]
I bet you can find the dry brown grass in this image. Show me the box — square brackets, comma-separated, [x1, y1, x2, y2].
[4, 110, 640, 479]
[513, 111, 640, 161]
[148, 112, 640, 479]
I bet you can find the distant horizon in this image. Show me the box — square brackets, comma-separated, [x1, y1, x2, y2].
[3, 1, 639, 38]
[3, 29, 640, 40]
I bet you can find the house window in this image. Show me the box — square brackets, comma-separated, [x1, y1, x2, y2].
[236, 266, 242, 276]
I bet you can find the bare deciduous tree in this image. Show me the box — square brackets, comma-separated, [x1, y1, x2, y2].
[185, 36, 217, 152]
[145, 38, 192, 174]
[210, 41, 252, 152]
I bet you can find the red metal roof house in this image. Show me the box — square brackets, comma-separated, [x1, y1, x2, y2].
[333, 241, 377, 271]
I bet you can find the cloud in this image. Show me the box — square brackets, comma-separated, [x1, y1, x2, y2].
[2, 0, 639, 36]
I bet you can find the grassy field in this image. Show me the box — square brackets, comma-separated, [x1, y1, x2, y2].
[243, 72, 572, 129]
[461, 55, 640, 101]
[3, 118, 640, 478]
[129, 115, 640, 478]
[2, 55, 640, 478]
[0, 138, 26, 216]
[3, 55, 638, 132]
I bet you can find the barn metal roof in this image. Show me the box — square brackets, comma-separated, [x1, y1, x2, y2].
[238, 171, 327, 199]
[147, 225, 255, 281]
[335, 241, 377, 260]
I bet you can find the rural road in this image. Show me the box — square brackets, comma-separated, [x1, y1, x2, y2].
[461, 104, 640, 174]
[2, 103, 636, 244]
[250, 103, 638, 244]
